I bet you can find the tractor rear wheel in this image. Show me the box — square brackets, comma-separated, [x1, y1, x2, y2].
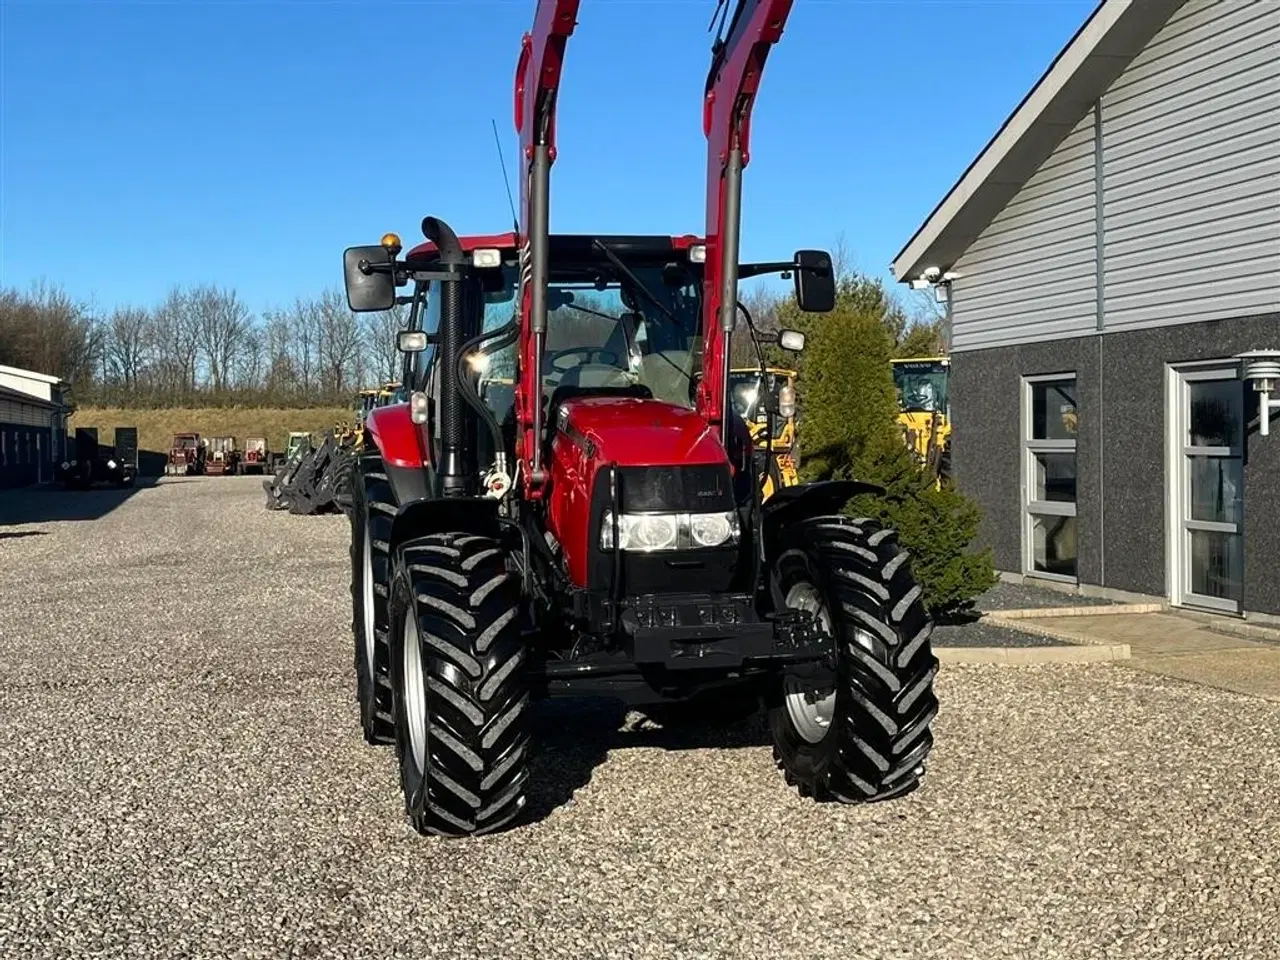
[350, 454, 396, 745]
[767, 515, 938, 803]
[388, 532, 530, 837]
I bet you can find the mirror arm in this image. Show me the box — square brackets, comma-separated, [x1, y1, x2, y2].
[737, 257, 831, 281]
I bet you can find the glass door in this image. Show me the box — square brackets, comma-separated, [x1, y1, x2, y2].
[1171, 364, 1244, 613]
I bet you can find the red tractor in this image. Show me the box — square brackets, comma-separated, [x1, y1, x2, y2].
[342, 0, 937, 837]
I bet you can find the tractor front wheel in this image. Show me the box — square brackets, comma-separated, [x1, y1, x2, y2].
[388, 532, 530, 837]
[767, 515, 938, 803]
[350, 455, 396, 746]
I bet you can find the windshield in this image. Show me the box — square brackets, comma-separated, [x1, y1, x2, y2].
[478, 259, 702, 408]
[892, 361, 949, 415]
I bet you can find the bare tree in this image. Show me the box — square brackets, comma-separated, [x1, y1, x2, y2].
[150, 287, 201, 395]
[191, 284, 252, 392]
[286, 297, 318, 394]
[104, 306, 151, 390]
[363, 303, 408, 384]
[316, 288, 362, 395]
[0, 281, 102, 385]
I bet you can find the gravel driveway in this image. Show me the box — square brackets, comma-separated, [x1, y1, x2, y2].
[1, 477, 1277, 959]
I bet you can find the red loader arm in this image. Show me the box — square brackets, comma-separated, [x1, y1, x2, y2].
[514, 0, 581, 498]
[699, 0, 795, 436]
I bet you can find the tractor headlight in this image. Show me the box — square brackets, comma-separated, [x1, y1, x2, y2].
[107, 460, 117, 470]
[601, 510, 739, 551]
[409, 390, 429, 425]
[689, 511, 736, 547]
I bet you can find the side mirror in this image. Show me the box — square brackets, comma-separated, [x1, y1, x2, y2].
[778, 329, 806, 352]
[344, 245, 396, 312]
[398, 330, 429, 353]
[793, 249, 835, 313]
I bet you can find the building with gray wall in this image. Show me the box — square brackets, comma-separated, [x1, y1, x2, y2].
[892, 0, 1280, 617]
[0, 365, 71, 489]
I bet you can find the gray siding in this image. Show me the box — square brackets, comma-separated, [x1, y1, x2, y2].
[948, 0, 1280, 353]
[950, 110, 1098, 351]
[1102, 0, 1280, 331]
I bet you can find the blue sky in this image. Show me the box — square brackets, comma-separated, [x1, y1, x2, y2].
[1, 0, 1097, 318]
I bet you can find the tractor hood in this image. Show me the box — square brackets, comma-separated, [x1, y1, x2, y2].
[556, 396, 727, 467]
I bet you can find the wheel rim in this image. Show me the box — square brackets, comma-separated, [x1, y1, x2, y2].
[402, 612, 428, 773]
[361, 521, 376, 680]
[783, 582, 837, 744]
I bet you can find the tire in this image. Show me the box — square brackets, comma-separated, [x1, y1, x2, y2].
[767, 515, 938, 803]
[350, 453, 396, 746]
[388, 532, 530, 837]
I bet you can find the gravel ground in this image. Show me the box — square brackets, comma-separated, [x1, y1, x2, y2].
[2, 477, 1278, 959]
[975, 581, 1119, 612]
[929, 576, 1121, 648]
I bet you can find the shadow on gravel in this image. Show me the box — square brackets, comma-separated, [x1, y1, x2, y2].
[523, 697, 770, 825]
[0, 477, 165, 526]
[0, 530, 48, 541]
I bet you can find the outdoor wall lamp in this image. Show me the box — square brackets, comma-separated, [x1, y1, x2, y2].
[1237, 349, 1280, 437]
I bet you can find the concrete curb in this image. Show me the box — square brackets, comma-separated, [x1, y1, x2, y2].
[983, 603, 1164, 620]
[937, 644, 1131, 664]
[979, 613, 1136, 653]
[1170, 610, 1280, 645]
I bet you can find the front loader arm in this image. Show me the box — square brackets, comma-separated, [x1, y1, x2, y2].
[514, 0, 581, 496]
[699, 0, 795, 437]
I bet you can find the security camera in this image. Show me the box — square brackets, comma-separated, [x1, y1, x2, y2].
[1237, 349, 1280, 437]
[921, 266, 942, 282]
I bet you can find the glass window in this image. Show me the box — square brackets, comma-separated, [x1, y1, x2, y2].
[892, 361, 950, 415]
[1024, 373, 1078, 581]
[1031, 515, 1078, 578]
[1188, 456, 1242, 524]
[478, 261, 703, 409]
[1033, 452, 1077, 502]
[1031, 379, 1078, 441]
[1188, 380, 1243, 448]
[1189, 530, 1242, 601]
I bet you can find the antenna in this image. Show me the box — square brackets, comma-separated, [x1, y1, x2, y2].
[491, 118, 519, 234]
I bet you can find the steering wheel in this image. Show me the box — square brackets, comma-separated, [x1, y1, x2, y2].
[545, 347, 620, 374]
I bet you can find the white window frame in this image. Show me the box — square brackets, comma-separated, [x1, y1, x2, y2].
[1164, 360, 1244, 615]
[1021, 372, 1078, 583]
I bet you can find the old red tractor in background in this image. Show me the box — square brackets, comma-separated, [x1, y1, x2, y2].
[342, 0, 937, 837]
[167, 433, 206, 475]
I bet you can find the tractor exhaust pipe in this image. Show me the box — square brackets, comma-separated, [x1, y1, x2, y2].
[717, 146, 744, 442]
[422, 216, 470, 497]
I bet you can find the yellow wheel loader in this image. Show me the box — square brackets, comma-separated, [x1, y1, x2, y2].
[728, 366, 799, 502]
[891, 356, 951, 484]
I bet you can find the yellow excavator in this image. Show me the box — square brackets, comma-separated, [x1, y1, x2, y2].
[728, 366, 799, 501]
[890, 356, 950, 483]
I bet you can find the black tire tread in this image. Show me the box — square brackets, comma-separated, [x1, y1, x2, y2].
[773, 515, 938, 803]
[350, 451, 396, 745]
[394, 532, 530, 837]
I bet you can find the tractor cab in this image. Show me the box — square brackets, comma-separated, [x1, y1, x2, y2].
[205, 436, 240, 476]
[891, 356, 952, 480]
[285, 431, 312, 462]
[729, 366, 797, 447]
